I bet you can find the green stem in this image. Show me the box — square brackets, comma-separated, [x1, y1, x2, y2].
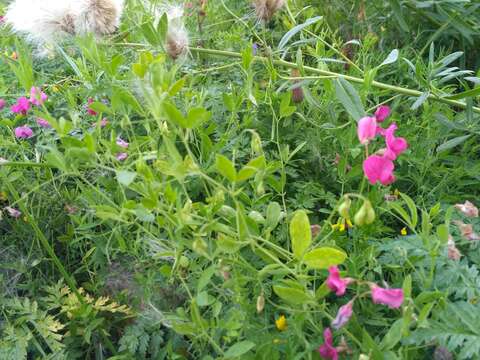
[189, 47, 480, 113]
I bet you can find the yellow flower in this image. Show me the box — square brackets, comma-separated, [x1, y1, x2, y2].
[339, 223, 346, 232]
[394, 189, 400, 196]
[346, 218, 353, 228]
[400, 227, 407, 236]
[275, 315, 287, 331]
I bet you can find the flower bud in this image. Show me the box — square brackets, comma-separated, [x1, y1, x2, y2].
[256, 294, 265, 313]
[291, 69, 304, 103]
[338, 197, 351, 219]
[354, 200, 375, 226]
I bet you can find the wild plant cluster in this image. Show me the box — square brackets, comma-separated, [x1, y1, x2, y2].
[1, 0, 480, 359]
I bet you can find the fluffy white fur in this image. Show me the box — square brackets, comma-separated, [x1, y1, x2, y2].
[5, 0, 124, 54]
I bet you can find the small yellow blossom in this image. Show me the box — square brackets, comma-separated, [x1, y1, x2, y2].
[275, 315, 287, 331]
[394, 189, 400, 196]
[401, 227, 407, 236]
[346, 218, 353, 228]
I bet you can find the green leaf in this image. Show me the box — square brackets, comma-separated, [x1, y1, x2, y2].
[278, 16, 323, 50]
[116, 170, 137, 187]
[266, 202, 282, 229]
[164, 102, 187, 128]
[290, 210, 311, 259]
[303, 247, 347, 269]
[88, 101, 112, 114]
[436, 134, 471, 152]
[215, 154, 237, 182]
[237, 156, 266, 182]
[273, 285, 311, 304]
[436, 224, 449, 245]
[335, 78, 365, 121]
[186, 107, 211, 128]
[399, 192, 418, 228]
[381, 319, 403, 350]
[156, 13, 168, 44]
[446, 86, 480, 100]
[380, 49, 399, 67]
[224, 341, 255, 358]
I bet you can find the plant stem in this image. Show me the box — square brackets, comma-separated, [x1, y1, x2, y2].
[188, 47, 480, 113]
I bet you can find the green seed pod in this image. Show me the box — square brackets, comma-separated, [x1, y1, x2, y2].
[338, 197, 352, 219]
[354, 200, 375, 226]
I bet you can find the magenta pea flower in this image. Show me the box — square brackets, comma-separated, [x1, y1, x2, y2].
[318, 328, 338, 360]
[116, 152, 128, 161]
[87, 98, 98, 115]
[36, 118, 51, 128]
[5, 206, 22, 219]
[14, 125, 34, 139]
[29, 86, 48, 106]
[363, 155, 395, 185]
[326, 266, 352, 296]
[11, 97, 31, 115]
[116, 137, 129, 148]
[357, 116, 377, 144]
[370, 285, 404, 309]
[383, 124, 408, 160]
[0, 98, 5, 110]
[332, 300, 354, 329]
[374, 105, 391, 122]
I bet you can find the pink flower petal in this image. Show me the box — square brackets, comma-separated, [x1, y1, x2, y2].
[36, 118, 51, 128]
[375, 105, 391, 122]
[318, 328, 338, 360]
[14, 125, 34, 139]
[363, 155, 395, 185]
[384, 124, 408, 160]
[5, 206, 22, 218]
[116, 152, 128, 161]
[326, 266, 351, 296]
[332, 300, 354, 329]
[370, 285, 404, 309]
[116, 137, 129, 148]
[29, 86, 48, 106]
[11, 97, 31, 115]
[0, 98, 5, 110]
[357, 116, 377, 144]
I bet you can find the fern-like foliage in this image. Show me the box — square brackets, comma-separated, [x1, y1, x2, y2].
[119, 313, 164, 358]
[0, 298, 66, 359]
[408, 302, 480, 359]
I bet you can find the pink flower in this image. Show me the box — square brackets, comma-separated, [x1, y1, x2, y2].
[454, 201, 479, 218]
[318, 328, 338, 360]
[363, 155, 395, 185]
[116, 152, 128, 161]
[357, 116, 377, 144]
[11, 97, 31, 115]
[116, 137, 129, 148]
[36, 118, 51, 128]
[383, 124, 408, 160]
[14, 125, 34, 139]
[0, 98, 5, 110]
[332, 300, 354, 329]
[370, 285, 404, 309]
[87, 98, 97, 115]
[374, 105, 391, 122]
[5, 206, 21, 218]
[326, 266, 351, 296]
[29, 86, 47, 106]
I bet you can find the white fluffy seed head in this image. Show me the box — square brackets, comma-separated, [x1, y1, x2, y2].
[5, 0, 124, 54]
[253, 0, 285, 22]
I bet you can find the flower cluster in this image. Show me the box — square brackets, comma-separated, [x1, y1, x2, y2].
[1, 87, 49, 139]
[319, 266, 404, 359]
[358, 105, 408, 186]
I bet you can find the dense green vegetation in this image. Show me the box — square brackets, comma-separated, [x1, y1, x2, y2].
[1, 1, 480, 359]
